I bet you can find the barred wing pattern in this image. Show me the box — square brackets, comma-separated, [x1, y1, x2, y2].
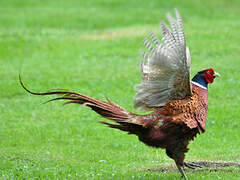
[134, 9, 192, 111]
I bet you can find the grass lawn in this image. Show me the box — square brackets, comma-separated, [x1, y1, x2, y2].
[1, 0, 240, 179]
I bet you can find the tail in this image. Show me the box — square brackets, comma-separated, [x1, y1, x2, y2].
[19, 75, 151, 134]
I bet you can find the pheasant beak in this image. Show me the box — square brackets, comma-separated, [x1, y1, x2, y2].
[213, 72, 220, 78]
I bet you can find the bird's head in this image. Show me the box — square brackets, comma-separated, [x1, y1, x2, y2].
[192, 68, 220, 88]
[198, 68, 220, 84]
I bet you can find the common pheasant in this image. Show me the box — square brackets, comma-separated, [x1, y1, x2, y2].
[20, 9, 220, 178]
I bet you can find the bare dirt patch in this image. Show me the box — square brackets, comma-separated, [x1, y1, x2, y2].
[143, 161, 240, 173]
[191, 161, 240, 168]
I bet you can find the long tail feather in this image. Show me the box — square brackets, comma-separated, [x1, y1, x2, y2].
[19, 75, 151, 132]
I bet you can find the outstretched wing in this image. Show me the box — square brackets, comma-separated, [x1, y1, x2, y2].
[134, 9, 192, 111]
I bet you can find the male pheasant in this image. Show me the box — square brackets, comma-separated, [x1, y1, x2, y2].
[20, 9, 220, 178]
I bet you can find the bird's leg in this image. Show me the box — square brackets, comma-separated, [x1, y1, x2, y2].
[166, 149, 188, 178]
[175, 161, 188, 179]
[184, 162, 203, 169]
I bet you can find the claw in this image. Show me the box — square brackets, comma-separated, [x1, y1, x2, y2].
[175, 162, 188, 179]
[184, 162, 203, 169]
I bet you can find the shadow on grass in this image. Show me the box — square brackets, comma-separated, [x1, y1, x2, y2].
[142, 161, 240, 173]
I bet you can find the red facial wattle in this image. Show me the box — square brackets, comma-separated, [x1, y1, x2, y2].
[204, 68, 214, 84]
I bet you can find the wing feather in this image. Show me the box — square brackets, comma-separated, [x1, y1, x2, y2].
[134, 9, 192, 111]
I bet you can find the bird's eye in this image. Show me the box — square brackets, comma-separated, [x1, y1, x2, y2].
[207, 71, 211, 74]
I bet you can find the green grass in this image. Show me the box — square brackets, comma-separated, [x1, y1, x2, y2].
[1, 0, 240, 179]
